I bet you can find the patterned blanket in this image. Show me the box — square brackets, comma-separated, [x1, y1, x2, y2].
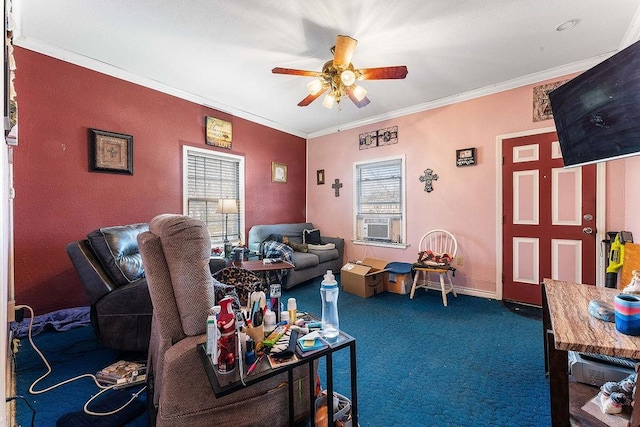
[262, 240, 294, 264]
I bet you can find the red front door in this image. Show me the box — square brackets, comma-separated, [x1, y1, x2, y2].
[502, 131, 597, 305]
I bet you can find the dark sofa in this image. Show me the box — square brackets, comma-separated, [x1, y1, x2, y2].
[66, 223, 153, 353]
[247, 222, 344, 288]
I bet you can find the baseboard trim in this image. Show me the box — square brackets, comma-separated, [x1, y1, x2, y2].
[5, 327, 16, 427]
[453, 286, 499, 300]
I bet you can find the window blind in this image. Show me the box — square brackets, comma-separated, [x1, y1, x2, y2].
[356, 158, 403, 216]
[186, 149, 240, 242]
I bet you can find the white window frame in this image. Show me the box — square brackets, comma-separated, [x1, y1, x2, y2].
[182, 145, 246, 246]
[353, 155, 407, 248]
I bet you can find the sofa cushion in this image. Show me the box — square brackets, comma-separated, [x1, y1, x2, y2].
[308, 248, 340, 264]
[291, 252, 319, 270]
[88, 223, 148, 287]
[248, 223, 314, 252]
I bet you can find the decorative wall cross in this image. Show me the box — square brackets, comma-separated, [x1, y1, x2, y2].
[332, 179, 343, 197]
[419, 169, 439, 192]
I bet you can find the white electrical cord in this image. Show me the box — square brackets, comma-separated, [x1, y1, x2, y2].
[15, 304, 146, 417]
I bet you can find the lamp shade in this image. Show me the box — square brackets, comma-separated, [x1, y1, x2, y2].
[216, 198, 238, 214]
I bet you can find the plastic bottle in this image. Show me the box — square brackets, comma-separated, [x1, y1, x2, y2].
[287, 297, 297, 324]
[320, 270, 339, 341]
[216, 297, 237, 374]
[263, 309, 276, 335]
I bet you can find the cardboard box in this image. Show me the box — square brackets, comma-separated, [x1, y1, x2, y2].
[384, 272, 412, 295]
[341, 258, 388, 298]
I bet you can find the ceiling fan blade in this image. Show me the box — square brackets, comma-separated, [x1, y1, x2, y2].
[297, 88, 328, 107]
[332, 35, 357, 68]
[272, 67, 324, 77]
[357, 66, 408, 80]
[345, 87, 371, 108]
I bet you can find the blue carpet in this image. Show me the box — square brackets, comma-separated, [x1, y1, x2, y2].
[14, 274, 550, 426]
[285, 275, 551, 427]
[13, 326, 147, 427]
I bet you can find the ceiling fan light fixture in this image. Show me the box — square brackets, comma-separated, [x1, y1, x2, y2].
[352, 85, 367, 102]
[307, 79, 323, 95]
[340, 69, 356, 87]
[322, 93, 335, 109]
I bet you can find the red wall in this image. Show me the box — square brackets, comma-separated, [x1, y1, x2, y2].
[13, 47, 306, 314]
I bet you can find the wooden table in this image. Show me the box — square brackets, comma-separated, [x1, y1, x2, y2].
[543, 279, 640, 426]
[236, 259, 294, 273]
[234, 259, 294, 286]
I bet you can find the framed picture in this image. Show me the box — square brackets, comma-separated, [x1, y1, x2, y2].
[89, 129, 133, 175]
[272, 162, 287, 183]
[317, 169, 325, 185]
[456, 147, 477, 167]
[205, 116, 232, 149]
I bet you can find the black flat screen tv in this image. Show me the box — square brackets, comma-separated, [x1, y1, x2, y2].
[549, 39, 640, 167]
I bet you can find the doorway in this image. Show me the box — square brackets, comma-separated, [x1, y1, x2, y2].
[498, 128, 604, 306]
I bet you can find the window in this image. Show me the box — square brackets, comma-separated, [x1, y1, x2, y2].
[183, 146, 245, 245]
[354, 155, 406, 245]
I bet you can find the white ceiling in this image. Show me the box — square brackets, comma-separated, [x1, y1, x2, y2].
[12, 0, 640, 139]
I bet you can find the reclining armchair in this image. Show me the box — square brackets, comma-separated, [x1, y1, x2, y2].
[138, 214, 312, 426]
[66, 223, 152, 353]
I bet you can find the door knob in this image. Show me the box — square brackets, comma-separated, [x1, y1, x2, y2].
[583, 214, 593, 221]
[582, 227, 594, 235]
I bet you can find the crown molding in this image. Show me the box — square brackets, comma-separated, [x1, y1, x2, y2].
[13, 36, 309, 139]
[14, 35, 628, 141]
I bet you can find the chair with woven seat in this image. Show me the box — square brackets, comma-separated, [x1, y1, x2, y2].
[410, 229, 458, 306]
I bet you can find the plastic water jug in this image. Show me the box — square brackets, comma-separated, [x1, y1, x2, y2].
[320, 270, 339, 341]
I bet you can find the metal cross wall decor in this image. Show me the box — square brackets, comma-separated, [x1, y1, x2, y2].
[419, 169, 439, 192]
[332, 179, 343, 197]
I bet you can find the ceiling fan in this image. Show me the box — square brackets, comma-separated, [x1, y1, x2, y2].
[272, 35, 408, 109]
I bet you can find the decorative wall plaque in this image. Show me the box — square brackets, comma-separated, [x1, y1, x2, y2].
[359, 126, 398, 149]
[532, 81, 567, 122]
[456, 147, 477, 167]
[205, 116, 232, 148]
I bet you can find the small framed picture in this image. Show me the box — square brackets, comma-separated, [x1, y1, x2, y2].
[89, 129, 133, 175]
[456, 147, 477, 167]
[272, 162, 287, 183]
[317, 169, 325, 185]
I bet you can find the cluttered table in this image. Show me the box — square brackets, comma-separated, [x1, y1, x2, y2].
[198, 312, 357, 427]
[542, 279, 640, 426]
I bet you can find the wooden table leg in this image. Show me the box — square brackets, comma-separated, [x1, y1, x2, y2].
[543, 286, 570, 425]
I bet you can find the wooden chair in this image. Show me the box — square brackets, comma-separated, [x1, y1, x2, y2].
[410, 229, 458, 306]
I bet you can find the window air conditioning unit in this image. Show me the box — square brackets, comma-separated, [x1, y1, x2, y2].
[363, 217, 391, 241]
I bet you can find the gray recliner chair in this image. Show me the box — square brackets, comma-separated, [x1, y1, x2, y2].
[138, 214, 312, 426]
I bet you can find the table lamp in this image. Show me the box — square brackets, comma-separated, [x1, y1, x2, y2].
[216, 198, 238, 258]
